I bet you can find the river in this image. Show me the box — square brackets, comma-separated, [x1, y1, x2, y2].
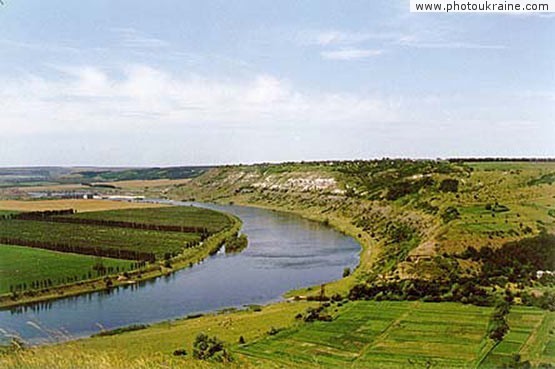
[0, 202, 360, 345]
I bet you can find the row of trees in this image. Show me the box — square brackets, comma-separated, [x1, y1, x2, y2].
[0, 238, 156, 262]
[349, 278, 493, 306]
[8, 261, 148, 295]
[11, 209, 76, 219]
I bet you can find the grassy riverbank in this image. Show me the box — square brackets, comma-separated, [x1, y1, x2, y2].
[0, 202, 240, 309]
[0, 245, 133, 294]
[2, 300, 552, 369]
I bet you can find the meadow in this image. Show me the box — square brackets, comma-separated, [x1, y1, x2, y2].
[0, 245, 133, 294]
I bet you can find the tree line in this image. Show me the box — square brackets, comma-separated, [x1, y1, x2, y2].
[0, 238, 156, 262]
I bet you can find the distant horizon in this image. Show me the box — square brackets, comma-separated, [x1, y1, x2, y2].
[2, 156, 555, 169]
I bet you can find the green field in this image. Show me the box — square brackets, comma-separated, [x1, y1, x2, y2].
[0, 245, 134, 294]
[239, 301, 495, 368]
[0, 218, 199, 259]
[69, 206, 231, 233]
[481, 307, 555, 368]
[0, 210, 18, 216]
[0, 205, 235, 303]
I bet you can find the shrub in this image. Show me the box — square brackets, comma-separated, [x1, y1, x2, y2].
[303, 306, 333, 322]
[192, 333, 230, 362]
[441, 207, 460, 223]
[439, 178, 459, 192]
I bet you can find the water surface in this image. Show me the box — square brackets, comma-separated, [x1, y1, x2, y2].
[0, 202, 359, 345]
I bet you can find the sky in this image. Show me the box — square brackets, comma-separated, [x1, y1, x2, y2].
[0, 0, 553, 166]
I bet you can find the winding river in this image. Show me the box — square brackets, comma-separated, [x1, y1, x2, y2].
[0, 202, 360, 345]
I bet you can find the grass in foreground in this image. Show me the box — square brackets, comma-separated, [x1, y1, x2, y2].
[0, 302, 315, 369]
[3, 301, 552, 369]
[0, 245, 133, 294]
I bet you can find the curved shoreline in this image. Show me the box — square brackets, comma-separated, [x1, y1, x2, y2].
[197, 198, 374, 297]
[1, 201, 361, 347]
[0, 212, 242, 310]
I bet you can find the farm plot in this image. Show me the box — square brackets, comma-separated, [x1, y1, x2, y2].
[67, 206, 231, 233]
[480, 307, 554, 368]
[0, 219, 199, 260]
[0, 245, 133, 294]
[238, 301, 493, 369]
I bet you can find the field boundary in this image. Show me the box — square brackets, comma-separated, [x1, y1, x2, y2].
[0, 209, 242, 309]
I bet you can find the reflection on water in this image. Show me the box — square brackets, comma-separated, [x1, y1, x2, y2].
[0, 202, 360, 345]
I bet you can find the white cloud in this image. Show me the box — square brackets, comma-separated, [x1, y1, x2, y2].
[305, 30, 399, 46]
[303, 28, 507, 53]
[0, 65, 399, 135]
[111, 27, 170, 48]
[321, 48, 384, 60]
[398, 38, 507, 50]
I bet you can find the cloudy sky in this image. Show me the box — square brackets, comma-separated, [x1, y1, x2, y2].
[0, 0, 553, 166]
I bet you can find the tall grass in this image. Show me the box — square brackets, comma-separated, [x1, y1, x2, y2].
[0, 349, 263, 369]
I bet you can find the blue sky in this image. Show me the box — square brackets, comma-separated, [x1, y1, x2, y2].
[0, 0, 553, 166]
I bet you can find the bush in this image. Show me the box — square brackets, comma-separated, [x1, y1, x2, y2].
[303, 306, 333, 322]
[441, 207, 460, 223]
[225, 234, 248, 253]
[192, 333, 230, 362]
[439, 178, 459, 193]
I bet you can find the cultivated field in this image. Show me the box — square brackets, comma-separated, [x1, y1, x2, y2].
[0, 219, 199, 259]
[481, 306, 555, 368]
[71, 206, 231, 233]
[239, 301, 495, 368]
[0, 204, 235, 306]
[0, 245, 133, 294]
[1, 160, 553, 369]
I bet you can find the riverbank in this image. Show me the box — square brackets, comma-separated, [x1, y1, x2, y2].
[172, 197, 376, 298]
[241, 201, 370, 297]
[0, 212, 242, 309]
